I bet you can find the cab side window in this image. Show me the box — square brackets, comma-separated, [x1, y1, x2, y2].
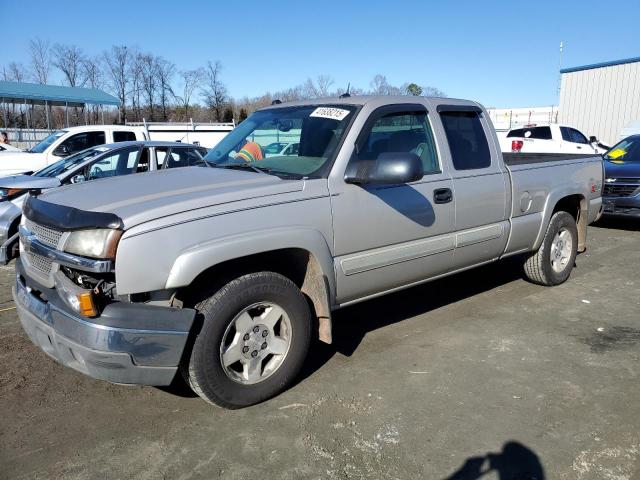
[355, 111, 440, 174]
[61, 131, 106, 155]
[113, 131, 138, 142]
[439, 111, 491, 170]
[569, 128, 588, 144]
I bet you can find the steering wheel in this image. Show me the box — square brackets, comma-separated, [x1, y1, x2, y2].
[91, 166, 103, 178]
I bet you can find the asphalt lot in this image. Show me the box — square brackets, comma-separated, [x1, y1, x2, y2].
[1, 217, 639, 480]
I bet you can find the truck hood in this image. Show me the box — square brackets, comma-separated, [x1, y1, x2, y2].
[38, 167, 304, 228]
[604, 160, 640, 179]
[0, 152, 47, 175]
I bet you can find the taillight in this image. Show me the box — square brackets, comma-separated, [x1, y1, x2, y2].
[512, 140, 524, 152]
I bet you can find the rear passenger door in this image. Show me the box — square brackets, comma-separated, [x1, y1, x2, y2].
[331, 104, 456, 304]
[437, 106, 509, 268]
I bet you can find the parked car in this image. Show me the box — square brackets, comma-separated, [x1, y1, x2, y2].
[14, 96, 603, 408]
[601, 134, 640, 217]
[499, 124, 607, 154]
[0, 123, 224, 176]
[0, 141, 207, 263]
[0, 125, 148, 176]
[0, 143, 22, 153]
[264, 142, 300, 157]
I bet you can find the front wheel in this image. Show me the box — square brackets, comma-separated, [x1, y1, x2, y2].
[183, 272, 312, 408]
[524, 211, 578, 286]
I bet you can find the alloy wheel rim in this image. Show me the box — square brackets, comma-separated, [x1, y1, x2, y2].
[550, 227, 573, 273]
[219, 302, 292, 385]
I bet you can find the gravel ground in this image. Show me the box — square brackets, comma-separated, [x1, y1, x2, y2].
[0, 217, 639, 480]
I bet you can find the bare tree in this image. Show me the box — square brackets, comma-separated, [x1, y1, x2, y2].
[53, 44, 85, 87]
[156, 57, 176, 121]
[29, 38, 51, 84]
[103, 45, 130, 122]
[128, 51, 145, 121]
[315, 74, 334, 97]
[370, 74, 390, 95]
[201, 61, 227, 122]
[80, 58, 102, 90]
[139, 54, 159, 120]
[177, 68, 204, 120]
[82, 57, 104, 123]
[4, 62, 28, 82]
[422, 86, 446, 97]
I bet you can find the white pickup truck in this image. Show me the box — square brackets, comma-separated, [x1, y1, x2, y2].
[0, 122, 234, 176]
[499, 124, 608, 155]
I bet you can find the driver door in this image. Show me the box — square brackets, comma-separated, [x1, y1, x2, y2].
[330, 104, 456, 304]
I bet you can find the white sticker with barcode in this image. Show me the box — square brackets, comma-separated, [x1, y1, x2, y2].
[309, 107, 350, 121]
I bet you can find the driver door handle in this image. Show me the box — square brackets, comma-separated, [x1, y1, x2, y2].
[434, 188, 453, 204]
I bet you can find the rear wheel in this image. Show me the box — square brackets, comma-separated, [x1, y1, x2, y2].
[524, 211, 578, 286]
[183, 272, 312, 408]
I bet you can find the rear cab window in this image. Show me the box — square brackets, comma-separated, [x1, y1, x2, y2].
[507, 126, 552, 140]
[439, 110, 491, 170]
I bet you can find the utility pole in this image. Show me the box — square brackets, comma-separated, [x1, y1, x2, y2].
[557, 41, 564, 100]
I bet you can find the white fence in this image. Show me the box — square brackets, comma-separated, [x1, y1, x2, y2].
[2, 128, 52, 150]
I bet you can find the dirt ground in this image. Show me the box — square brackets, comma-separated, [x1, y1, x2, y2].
[0, 217, 639, 480]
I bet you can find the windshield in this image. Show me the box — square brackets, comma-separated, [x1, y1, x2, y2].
[33, 146, 109, 177]
[604, 136, 640, 163]
[29, 130, 67, 153]
[204, 105, 356, 178]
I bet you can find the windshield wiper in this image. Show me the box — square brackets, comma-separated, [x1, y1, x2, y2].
[212, 163, 270, 174]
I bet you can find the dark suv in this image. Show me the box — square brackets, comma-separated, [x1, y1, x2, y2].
[602, 135, 640, 217]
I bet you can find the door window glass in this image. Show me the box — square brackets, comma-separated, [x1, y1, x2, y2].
[439, 111, 491, 170]
[61, 131, 106, 154]
[569, 128, 589, 144]
[354, 111, 440, 174]
[113, 131, 138, 142]
[87, 147, 139, 180]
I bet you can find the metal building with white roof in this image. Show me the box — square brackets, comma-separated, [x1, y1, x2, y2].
[558, 57, 640, 146]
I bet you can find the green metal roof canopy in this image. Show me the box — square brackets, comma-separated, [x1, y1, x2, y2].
[0, 80, 120, 107]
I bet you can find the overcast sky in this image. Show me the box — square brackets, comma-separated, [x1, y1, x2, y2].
[4, 0, 640, 108]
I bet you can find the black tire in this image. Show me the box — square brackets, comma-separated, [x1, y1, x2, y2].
[183, 272, 311, 408]
[524, 211, 578, 286]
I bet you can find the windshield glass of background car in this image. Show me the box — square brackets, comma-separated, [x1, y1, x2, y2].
[604, 137, 640, 162]
[204, 105, 356, 177]
[29, 130, 67, 153]
[34, 147, 108, 177]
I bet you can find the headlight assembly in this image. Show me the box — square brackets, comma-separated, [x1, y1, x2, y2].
[64, 229, 123, 259]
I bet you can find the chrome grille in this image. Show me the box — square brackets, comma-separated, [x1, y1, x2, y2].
[24, 218, 63, 248]
[24, 251, 53, 277]
[603, 184, 639, 198]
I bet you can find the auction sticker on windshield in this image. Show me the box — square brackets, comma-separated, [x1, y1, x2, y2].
[310, 107, 351, 121]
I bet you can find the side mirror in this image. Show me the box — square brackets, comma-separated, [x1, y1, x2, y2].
[345, 152, 423, 185]
[589, 136, 598, 144]
[53, 145, 70, 157]
[71, 174, 86, 184]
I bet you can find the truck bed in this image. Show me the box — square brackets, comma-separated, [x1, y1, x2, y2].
[503, 153, 601, 166]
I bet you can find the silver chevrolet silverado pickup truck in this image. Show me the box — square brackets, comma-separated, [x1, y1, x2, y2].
[13, 96, 604, 408]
